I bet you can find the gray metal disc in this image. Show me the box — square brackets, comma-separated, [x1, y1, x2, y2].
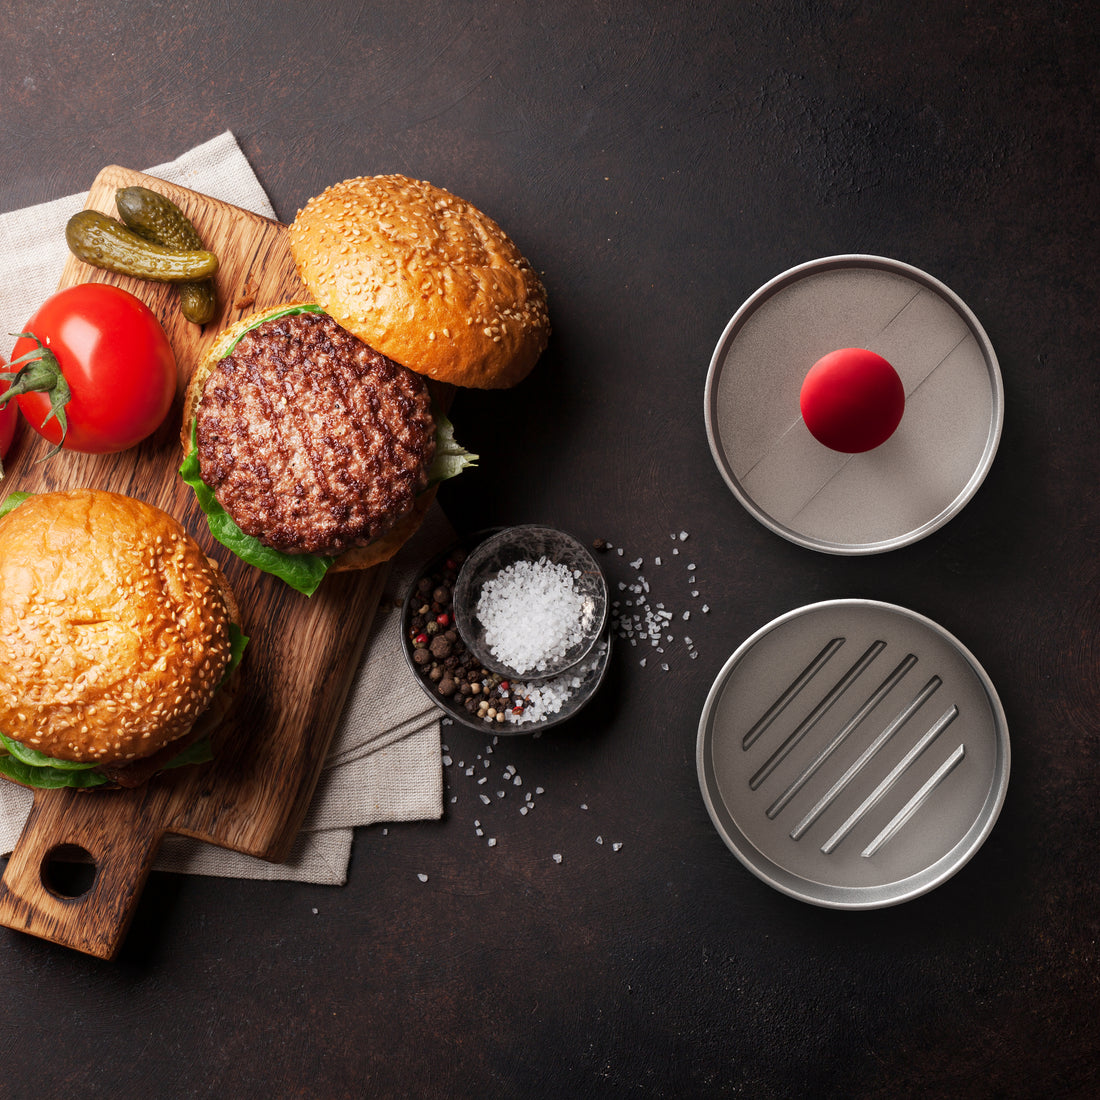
[697, 600, 1010, 908]
[704, 256, 1004, 554]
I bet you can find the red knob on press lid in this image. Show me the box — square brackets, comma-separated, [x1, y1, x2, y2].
[800, 348, 905, 453]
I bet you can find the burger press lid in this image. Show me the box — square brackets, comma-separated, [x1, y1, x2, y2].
[696, 600, 1009, 908]
[704, 255, 1004, 554]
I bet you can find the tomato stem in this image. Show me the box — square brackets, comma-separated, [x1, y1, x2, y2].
[0, 333, 70, 457]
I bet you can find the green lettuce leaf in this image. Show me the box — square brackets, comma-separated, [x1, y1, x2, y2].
[0, 730, 103, 772]
[0, 750, 110, 789]
[159, 735, 214, 771]
[180, 419, 334, 597]
[221, 302, 324, 355]
[0, 491, 32, 519]
[428, 409, 478, 484]
[221, 620, 249, 684]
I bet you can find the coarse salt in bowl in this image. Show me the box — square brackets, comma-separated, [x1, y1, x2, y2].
[453, 525, 609, 681]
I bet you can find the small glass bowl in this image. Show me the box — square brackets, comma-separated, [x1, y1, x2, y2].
[401, 531, 612, 734]
[453, 525, 610, 682]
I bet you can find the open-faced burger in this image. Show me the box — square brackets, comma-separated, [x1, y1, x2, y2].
[180, 174, 550, 596]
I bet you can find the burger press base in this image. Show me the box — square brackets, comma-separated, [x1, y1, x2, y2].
[0, 165, 410, 959]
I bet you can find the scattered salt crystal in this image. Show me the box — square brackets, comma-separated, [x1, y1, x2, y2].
[630, 557, 643, 569]
[476, 828, 484, 836]
[442, 755, 452, 767]
[312, 908, 318, 914]
[691, 590, 699, 598]
[679, 531, 688, 540]
[487, 838, 497, 847]
[654, 556, 662, 565]
[581, 803, 589, 810]
[687, 563, 696, 571]
[520, 806, 528, 815]
[497, 791, 506, 798]
[417, 873, 428, 883]
[477, 776, 487, 785]
[479, 794, 491, 805]
[513, 776, 523, 786]
[596, 835, 604, 844]
[639, 657, 647, 667]
[612, 842, 623, 852]
[702, 604, 709, 612]
[536, 787, 544, 795]
[683, 611, 690, 620]
[661, 663, 669, 671]
[553, 853, 563, 863]
[617, 547, 623, 555]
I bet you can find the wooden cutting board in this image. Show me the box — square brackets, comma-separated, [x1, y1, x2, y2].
[0, 166, 391, 959]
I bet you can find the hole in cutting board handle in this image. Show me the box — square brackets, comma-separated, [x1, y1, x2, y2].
[41, 844, 98, 899]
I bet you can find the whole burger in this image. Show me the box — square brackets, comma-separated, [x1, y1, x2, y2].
[0, 489, 246, 790]
[180, 174, 550, 595]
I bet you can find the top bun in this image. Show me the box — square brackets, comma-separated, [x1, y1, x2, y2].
[0, 489, 235, 767]
[288, 175, 550, 389]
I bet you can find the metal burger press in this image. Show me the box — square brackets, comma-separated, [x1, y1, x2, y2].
[698, 256, 1009, 908]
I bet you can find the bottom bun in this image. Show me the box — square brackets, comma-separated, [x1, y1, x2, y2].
[329, 485, 438, 573]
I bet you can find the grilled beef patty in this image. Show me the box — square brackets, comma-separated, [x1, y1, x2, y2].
[195, 310, 436, 556]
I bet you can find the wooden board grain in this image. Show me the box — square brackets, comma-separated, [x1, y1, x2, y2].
[0, 166, 389, 958]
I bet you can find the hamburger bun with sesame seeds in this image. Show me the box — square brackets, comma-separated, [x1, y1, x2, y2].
[287, 174, 550, 390]
[0, 489, 245, 790]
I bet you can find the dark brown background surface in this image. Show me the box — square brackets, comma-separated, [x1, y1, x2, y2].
[1, 2, 1097, 1096]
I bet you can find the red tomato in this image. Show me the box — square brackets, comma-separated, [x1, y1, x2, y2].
[6, 284, 176, 453]
[800, 347, 905, 453]
[0, 357, 19, 460]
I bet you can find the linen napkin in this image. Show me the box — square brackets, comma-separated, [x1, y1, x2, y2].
[0, 132, 446, 885]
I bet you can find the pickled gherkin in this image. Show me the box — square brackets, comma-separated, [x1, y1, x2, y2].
[65, 210, 218, 283]
[114, 187, 218, 324]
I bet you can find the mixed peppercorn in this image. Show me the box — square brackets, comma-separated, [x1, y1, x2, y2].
[406, 545, 534, 725]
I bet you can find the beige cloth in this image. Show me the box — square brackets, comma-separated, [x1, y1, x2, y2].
[0, 132, 446, 884]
